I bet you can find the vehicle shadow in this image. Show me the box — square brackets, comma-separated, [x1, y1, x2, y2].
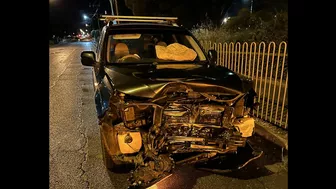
[196, 133, 287, 180]
[157, 134, 286, 189]
[107, 169, 131, 189]
[106, 134, 286, 189]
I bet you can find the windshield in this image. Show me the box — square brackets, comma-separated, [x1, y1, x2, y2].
[106, 30, 207, 64]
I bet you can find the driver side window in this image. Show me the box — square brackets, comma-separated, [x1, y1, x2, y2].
[107, 36, 142, 63]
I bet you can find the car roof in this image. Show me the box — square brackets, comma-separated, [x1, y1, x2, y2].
[106, 23, 187, 31]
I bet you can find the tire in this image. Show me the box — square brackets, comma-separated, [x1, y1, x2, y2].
[100, 127, 117, 170]
[101, 138, 116, 170]
[100, 127, 127, 172]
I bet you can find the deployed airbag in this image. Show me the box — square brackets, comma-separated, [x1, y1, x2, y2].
[155, 43, 197, 61]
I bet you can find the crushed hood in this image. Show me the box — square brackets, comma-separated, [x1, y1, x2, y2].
[104, 63, 253, 98]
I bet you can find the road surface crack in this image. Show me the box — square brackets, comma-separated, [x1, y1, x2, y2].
[256, 178, 267, 189]
[50, 48, 77, 89]
[77, 71, 90, 189]
[79, 131, 89, 188]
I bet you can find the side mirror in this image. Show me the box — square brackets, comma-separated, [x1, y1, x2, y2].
[81, 51, 96, 66]
[208, 50, 217, 64]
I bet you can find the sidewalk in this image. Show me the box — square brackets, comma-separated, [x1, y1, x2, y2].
[254, 118, 288, 151]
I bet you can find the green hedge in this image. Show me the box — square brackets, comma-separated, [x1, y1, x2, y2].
[191, 9, 288, 44]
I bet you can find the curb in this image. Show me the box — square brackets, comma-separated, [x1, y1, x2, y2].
[254, 120, 288, 150]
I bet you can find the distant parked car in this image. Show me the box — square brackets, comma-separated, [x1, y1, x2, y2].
[79, 37, 93, 42]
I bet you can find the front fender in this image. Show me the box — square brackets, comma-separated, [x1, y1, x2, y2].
[95, 76, 112, 118]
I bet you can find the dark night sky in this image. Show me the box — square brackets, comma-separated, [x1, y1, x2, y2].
[50, 0, 86, 36]
[49, 0, 231, 37]
[50, 0, 287, 37]
[49, 0, 229, 37]
[50, 0, 112, 36]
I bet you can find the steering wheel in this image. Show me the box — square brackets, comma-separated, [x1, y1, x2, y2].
[117, 54, 141, 63]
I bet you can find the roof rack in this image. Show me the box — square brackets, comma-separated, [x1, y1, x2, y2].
[100, 15, 179, 26]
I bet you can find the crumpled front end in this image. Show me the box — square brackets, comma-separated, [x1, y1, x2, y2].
[99, 82, 261, 188]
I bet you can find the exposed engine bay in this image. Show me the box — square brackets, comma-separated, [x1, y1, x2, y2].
[99, 83, 261, 188]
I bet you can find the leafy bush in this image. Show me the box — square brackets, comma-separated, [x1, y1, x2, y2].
[191, 8, 288, 44]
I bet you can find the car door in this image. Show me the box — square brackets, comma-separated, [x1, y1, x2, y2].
[92, 27, 107, 117]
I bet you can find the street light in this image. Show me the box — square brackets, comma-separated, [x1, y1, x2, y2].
[83, 14, 89, 20]
[85, 24, 89, 27]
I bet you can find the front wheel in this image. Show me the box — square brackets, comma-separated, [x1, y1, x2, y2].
[101, 144, 115, 170]
[100, 126, 121, 171]
[100, 126, 128, 172]
[100, 131, 116, 170]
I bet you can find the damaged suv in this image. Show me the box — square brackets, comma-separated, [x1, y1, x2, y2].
[80, 16, 262, 188]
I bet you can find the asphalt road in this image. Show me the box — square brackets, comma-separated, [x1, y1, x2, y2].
[49, 42, 288, 189]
